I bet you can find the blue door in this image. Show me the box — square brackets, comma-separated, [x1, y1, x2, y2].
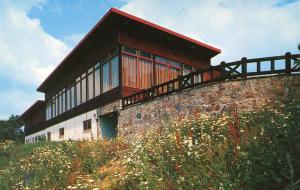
[100, 114, 118, 139]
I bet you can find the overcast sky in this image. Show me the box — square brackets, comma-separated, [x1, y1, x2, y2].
[0, 0, 299, 119]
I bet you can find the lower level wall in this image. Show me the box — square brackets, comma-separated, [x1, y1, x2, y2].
[117, 75, 300, 137]
[25, 109, 98, 143]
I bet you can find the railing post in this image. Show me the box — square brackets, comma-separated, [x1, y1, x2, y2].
[178, 75, 182, 90]
[241, 57, 247, 78]
[221, 61, 226, 80]
[191, 72, 195, 87]
[285, 52, 291, 75]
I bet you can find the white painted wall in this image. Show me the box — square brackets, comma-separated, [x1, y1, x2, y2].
[25, 109, 99, 143]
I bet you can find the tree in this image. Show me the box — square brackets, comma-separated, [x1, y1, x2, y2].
[0, 115, 24, 142]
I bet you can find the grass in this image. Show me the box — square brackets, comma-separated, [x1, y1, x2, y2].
[0, 101, 299, 189]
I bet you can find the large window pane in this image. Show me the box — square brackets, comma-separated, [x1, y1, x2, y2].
[81, 77, 86, 103]
[95, 67, 100, 96]
[155, 63, 168, 85]
[62, 90, 65, 113]
[139, 59, 153, 89]
[71, 85, 75, 109]
[102, 61, 109, 93]
[122, 54, 137, 88]
[66, 88, 71, 111]
[111, 56, 119, 89]
[56, 95, 59, 116]
[76, 82, 81, 106]
[52, 98, 55, 118]
[88, 73, 94, 100]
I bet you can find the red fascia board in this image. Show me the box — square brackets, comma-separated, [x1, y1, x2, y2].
[37, 7, 221, 92]
[111, 8, 221, 53]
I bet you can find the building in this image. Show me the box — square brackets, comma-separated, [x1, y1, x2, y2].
[21, 8, 220, 143]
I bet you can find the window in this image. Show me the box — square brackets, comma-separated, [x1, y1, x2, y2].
[111, 56, 119, 89]
[95, 65, 101, 96]
[59, 90, 64, 114]
[62, 89, 65, 113]
[83, 119, 92, 132]
[71, 85, 75, 109]
[59, 128, 64, 138]
[123, 46, 137, 54]
[52, 97, 56, 117]
[122, 54, 137, 88]
[46, 102, 52, 120]
[155, 56, 181, 85]
[87, 70, 94, 100]
[76, 81, 81, 106]
[102, 60, 110, 93]
[55, 95, 59, 116]
[66, 88, 71, 111]
[122, 48, 153, 89]
[81, 75, 86, 103]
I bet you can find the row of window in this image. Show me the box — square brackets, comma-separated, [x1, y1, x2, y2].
[121, 46, 195, 89]
[58, 119, 92, 138]
[46, 50, 119, 120]
[46, 46, 197, 120]
[26, 119, 92, 143]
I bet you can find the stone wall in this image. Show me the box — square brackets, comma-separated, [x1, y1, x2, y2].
[117, 75, 300, 137]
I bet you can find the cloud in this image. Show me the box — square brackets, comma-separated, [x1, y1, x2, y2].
[64, 33, 85, 47]
[120, 0, 300, 64]
[0, 89, 43, 120]
[0, 1, 70, 86]
[0, 0, 70, 117]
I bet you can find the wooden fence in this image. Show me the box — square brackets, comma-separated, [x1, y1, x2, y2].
[122, 52, 300, 108]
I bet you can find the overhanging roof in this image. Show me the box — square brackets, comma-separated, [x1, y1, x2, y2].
[20, 100, 45, 119]
[37, 8, 221, 92]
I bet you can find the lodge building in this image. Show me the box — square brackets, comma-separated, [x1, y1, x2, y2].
[21, 8, 221, 143]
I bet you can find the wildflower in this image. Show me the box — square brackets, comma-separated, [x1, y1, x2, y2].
[236, 145, 241, 150]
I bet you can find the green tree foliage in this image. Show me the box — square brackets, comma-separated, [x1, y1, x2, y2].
[0, 115, 24, 142]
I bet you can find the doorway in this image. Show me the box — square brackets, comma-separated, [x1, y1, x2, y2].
[99, 112, 118, 139]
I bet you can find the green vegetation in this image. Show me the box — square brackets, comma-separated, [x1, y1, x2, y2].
[0, 99, 299, 189]
[0, 115, 24, 142]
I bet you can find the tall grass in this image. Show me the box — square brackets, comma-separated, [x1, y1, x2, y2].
[0, 101, 299, 189]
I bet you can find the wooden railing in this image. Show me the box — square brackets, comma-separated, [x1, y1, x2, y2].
[122, 52, 300, 108]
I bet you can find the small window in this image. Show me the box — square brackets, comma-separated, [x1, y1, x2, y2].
[59, 128, 64, 138]
[123, 46, 137, 55]
[83, 119, 92, 132]
[155, 55, 168, 63]
[168, 59, 182, 68]
[140, 51, 152, 59]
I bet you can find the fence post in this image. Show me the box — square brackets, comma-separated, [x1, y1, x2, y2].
[191, 72, 195, 87]
[221, 61, 226, 80]
[241, 57, 247, 78]
[178, 75, 182, 90]
[285, 52, 291, 75]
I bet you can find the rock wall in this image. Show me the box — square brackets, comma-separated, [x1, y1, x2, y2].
[117, 75, 300, 137]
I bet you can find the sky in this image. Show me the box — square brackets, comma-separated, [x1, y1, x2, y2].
[0, 0, 299, 119]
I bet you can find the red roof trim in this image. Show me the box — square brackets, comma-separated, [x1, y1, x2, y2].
[38, 8, 221, 92]
[110, 8, 221, 53]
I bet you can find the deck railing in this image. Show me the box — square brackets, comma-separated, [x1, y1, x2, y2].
[122, 52, 300, 108]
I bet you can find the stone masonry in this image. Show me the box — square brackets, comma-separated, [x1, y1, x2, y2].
[116, 75, 300, 137]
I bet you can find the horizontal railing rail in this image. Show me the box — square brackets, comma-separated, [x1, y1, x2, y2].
[122, 52, 300, 108]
